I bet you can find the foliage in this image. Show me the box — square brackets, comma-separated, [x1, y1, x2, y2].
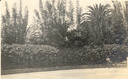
[66, 29, 84, 47]
[2, 0, 128, 47]
[124, 1, 128, 26]
[1, 1, 128, 70]
[80, 4, 112, 47]
[76, 0, 82, 26]
[79, 2, 128, 46]
[124, 37, 128, 46]
[2, 44, 128, 69]
[25, 23, 44, 44]
[111, 1, 127, 44]
[1, 1, 29, 44]
[31, 0, 74, 46]
[1, 44, 59, 69]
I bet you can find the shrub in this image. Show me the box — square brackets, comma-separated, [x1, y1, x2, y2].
[1, 44, 128, 70]
[1, 44, 59, 69]
[105, 44, 128, 63]
[58, 44, 128, 65]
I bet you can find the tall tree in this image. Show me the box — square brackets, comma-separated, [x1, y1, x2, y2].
[76, 0, 82, 26]
[1, 1, 11, 44]
[112, 1, 127, 44]
[1, 1, 29, 44]
[32, 0, 71, 46]
[83, 4, 111, 47]
[67, 0, 74, 24]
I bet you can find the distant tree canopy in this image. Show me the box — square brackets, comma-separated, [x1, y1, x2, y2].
[1, 0, 128, 47]
[1, 0, 29, 44]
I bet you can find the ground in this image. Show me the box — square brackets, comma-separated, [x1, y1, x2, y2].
[1, 68, 128, 79]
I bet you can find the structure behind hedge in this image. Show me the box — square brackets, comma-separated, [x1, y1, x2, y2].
[1, 44, 128, 70]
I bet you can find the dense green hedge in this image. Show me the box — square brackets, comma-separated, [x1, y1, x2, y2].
[1, 44, 59, 69]
[81, 44, 128, 64]
[1, 44, 128, 69]
[104, 44, 128, 62]
[58, 44, 128, 65]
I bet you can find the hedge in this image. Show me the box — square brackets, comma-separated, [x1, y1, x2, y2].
[1, 44, 59, 69]
[1, 44, 128, 70]
[57, 44, 128, 65]
[81, 44, 128, 64]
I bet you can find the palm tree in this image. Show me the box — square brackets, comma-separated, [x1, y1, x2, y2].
[83, 4, 111, 47]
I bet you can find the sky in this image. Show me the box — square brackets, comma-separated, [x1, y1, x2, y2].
[0, 0, 126, 26]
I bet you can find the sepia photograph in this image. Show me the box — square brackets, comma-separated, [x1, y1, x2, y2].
[0, 0, 128, 79]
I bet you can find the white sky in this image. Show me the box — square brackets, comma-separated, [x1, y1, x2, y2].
[0, 0, 126, 26]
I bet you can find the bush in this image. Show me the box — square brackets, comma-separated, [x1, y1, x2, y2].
[1, 44, 128, 70]
[124, 37, 128, 46]
[104, 44, 128, 63]
[1, 44, 59, 69]
[58, 44, 128, 65]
